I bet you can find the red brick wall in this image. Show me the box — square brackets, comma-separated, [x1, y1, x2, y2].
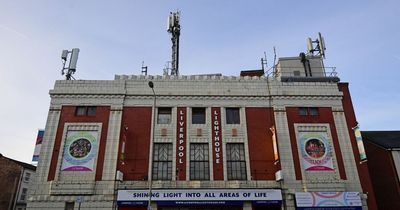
[48, 106, 110, 181]
[364, 141, 400, 210]
[286, 107, 346, 180]
[338, 83, 377, 210]
[118, 107, 152, 181]
[0, 157, 22, 210]
[245, 107, 277, 180]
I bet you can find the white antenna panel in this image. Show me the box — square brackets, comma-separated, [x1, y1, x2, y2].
[69, 48, 80, 70]
[307, 37, 313, 53]
[169, 14, 175, 29]
[61, 50, 68, 61]
[317, 32, 326, 58]
[167, 16, 171, 30]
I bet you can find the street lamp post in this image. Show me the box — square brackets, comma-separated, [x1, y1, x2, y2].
[148, 81, 156, 210]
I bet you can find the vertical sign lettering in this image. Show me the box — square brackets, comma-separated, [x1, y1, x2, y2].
[176, 107, 186, 180]
[212, 107, 224, 180]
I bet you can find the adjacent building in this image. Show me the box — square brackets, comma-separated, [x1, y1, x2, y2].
[0, 154, 36, 210]
[28, 54, 377, 210]
[362, 131, 400, 210]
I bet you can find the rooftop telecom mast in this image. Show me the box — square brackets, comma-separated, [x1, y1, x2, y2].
[61, 48, 80, 80]
[167, 11, 181, 76]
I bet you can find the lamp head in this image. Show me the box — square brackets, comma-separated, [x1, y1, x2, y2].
[148, 81, 154, 88]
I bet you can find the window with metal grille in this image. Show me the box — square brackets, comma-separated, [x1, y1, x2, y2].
[152, 143, 173, 180]
[190, 143, 210, 180]
[192, 107, 206, 124]
[226, 108, 240, 124]
[157, 107, 172, 124]
[226, 143, 247, 180]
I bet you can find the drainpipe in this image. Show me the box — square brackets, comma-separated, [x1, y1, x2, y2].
[11, 167, 24, 210]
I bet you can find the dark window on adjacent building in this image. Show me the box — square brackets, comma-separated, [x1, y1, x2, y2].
[65, 202, 75, 210]
[226, 143, 247, 180]
[24, 172, 31, 182]
[152, 143, 173, 180]
[192, 108, 206, 124]
[226, 108, 240, 124]
[20, 188, 27, 201]
[298, 107, 319, 116]
[157, 107, 172, 124]
[190, 143, 210, 180]
[75, 106, 97, 116]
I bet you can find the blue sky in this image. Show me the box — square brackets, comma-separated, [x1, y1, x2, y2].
[0, 0, 399, 163]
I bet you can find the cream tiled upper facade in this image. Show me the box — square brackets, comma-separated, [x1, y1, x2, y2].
[27, 56, 368, 210]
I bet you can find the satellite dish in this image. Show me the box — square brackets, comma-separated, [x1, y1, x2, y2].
[307, 37, 314, 54]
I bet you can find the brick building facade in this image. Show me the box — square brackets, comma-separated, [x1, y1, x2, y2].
[0, 154, 36, 210]
[28, 55, 376, 210]
[362, 131, 400, 210]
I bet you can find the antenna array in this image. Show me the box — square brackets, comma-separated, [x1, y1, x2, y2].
[141, 61, 148, 76]
[61, 48, 80, 80]
[307, 32, 326, 58]
[167, 11, 181, 76]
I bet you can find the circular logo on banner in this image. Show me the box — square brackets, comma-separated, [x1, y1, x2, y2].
[63, 132, 97, 166]
[302, 137, 331, 165]
[69, 138, 92, 158]
[305, 138, 326, 159]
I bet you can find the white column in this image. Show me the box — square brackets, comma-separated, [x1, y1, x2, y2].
[36, 106, 61, 182]
[274, 108, 297, 181]
[102, 106, 123, 180]
[332, 110, 362, 191]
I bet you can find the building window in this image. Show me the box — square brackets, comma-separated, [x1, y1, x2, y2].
[298, 107, 319, 116]
[65, 202, 75, 210]
[76, 106, 87, 116]
[24, 172, 31, 182]
[157, 107, 172, 124]
[226, 108, 240, 124]
[152, 143, 173, 180]
[20, 188, 27, 201]
[226, 143, 247, 180]
[190, 143, 210, 180]
[309, 107, 319, 116]
[299, 107, 308, 116]
[75, 106, 97, 116]
[192, 107, 206, 124]
[87, 106, 97, 116]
